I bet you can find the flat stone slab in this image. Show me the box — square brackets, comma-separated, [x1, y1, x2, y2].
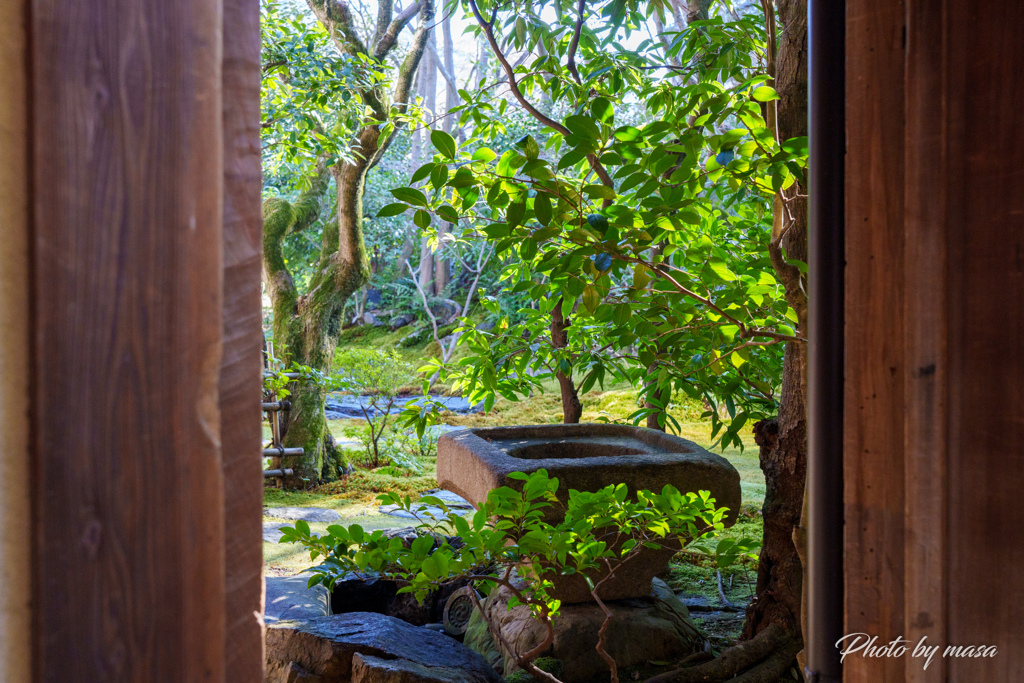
[266, 612, 501, 683]
[378, 489, 474, 519]
[265, 574, 332, 625]
[325, 394, 483, 420]
[265, 506, 343, 523]
[263, 522, 288, 544]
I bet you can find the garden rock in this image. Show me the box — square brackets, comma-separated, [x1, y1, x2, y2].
[265, 507, 343, 523]
[429, 298, 460, 323]
[265, 612, 501, 683]
[360, 312, 379, 327]
[464, 578, 703, 683]
[389, 314, 413, 331]
[475, 320, 496, 332]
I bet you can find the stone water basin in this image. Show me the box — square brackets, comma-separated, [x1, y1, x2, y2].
[437, 424, 742, 603]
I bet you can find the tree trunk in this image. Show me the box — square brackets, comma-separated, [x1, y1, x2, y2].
[742, 0, 808, 653]
[551, 299, 582, 423]
[264, 0, 436, 485]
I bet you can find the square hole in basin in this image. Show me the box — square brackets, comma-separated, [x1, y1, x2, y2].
[500, 436, 656, 460]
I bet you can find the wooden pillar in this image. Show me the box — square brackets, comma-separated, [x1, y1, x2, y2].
[846, 1, 1024, 680]
[0, 0, 32, 678]
[844, 2, 907, 681]
[29, 0, 264, 680]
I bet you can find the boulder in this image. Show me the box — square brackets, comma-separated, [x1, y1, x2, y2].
[389, 314, 413, 331]
[464, 578, 704, 683]
[361, 312, 380, 327]
[266, 612, 501, 683]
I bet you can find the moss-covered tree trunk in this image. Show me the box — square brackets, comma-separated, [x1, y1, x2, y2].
[262, 0, 435, 485]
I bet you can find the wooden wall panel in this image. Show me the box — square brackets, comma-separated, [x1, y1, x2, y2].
[31, 0, 227, 680]
[903, 1, 948, 680]
[848, 0, 1024, 680]
[221, 0, 266, 678]
[944, 2, 1024, 679]
[844, 2, 907, 682]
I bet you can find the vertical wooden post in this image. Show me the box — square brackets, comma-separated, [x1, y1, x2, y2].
[846, 1, 1024, 680]
[30, 0, 261, 679]
[0, 0, 32, 679]
[844, 3, 907, 682]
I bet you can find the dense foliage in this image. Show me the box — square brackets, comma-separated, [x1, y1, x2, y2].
[389, 2, 806, 448]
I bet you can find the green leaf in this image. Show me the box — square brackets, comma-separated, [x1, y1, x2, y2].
[782, 136, 808, 155]
[376, 203, 408, 218]
[590, 97, 614, 124]
[410, 163, 435, 184]
[708, 258, 737, 282]
[534, 192, 552, 225]
[582, 285, 600, 313]
[472, 147, 497, 163]
[413, 209, 431, 229]
[519, 135, 540, 161]
[430, 129, 457, 159]
[437, 204, 459, 224]
[565, 115, 600, 141]
[507, 198, 526, 228]
[390, 187, 428, 207]
[752, 86, 780, 102]
[583, 185, 616, 201]
[614, 126, 642, 142]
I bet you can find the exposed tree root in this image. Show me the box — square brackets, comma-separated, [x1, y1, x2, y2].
[643, 624, 799, 683]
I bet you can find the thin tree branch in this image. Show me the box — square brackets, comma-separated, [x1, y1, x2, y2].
[566, 0, 586, 84]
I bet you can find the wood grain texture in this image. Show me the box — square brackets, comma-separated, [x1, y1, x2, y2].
[848, 1, 1024, 679]
[844, 2, 906, 682]
[221, 0, 266, 678]
[31, 0, 226, 680]
[902, 1, 949, 681]
[944, 2, 1024, 679]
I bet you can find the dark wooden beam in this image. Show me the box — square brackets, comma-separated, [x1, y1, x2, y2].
[844, 1, 907, 682]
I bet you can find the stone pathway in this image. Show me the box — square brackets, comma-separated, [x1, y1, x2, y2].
[325, 394, 483, 419]
[377, 489, 475, 520]
[264, 573, 332, 625]
[264, 506, 343, 523]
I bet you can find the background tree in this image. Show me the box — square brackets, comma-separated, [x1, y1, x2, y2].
[393, 0, 810, 678]
[261, 0, 436, 482]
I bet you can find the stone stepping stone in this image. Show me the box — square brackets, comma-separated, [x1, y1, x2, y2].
[264, 574, 331, 625]
[377, 489, 474, 520]
[263, 522, 288, 544]
[264, 506, 343, 523]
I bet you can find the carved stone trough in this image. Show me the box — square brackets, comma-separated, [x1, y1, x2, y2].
[437, 424, 742, 603]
